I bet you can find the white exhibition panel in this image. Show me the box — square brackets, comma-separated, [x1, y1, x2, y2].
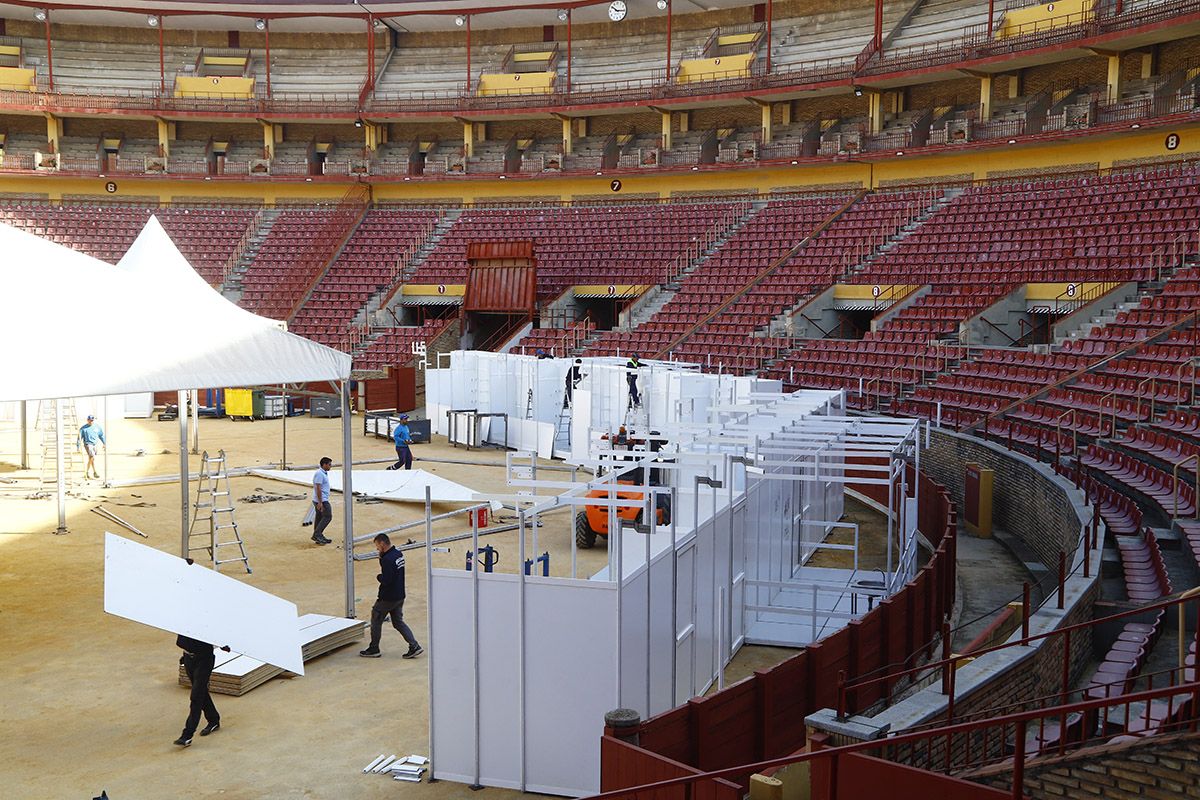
[427, 351, 743, 467]
[524, 577, 621, 795]
[103, 533, 304, 674]
[615, 532, 679, 719]
[430, 570, 618, 796]
[251, 468, 502, 511]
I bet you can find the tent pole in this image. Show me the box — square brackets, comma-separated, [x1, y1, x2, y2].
[178, 390, 189, 558]
[426, 485, 437, 779]
[342, 380, 356, 618]
[19, 400, 28, 469]
[102, 395, 110, 487]
[54, 399, 67, 534]
[281, 386, 288, 469]
[190, 389, 199, 454]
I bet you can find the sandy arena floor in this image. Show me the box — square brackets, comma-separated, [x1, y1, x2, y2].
[0, 410, 826, 799]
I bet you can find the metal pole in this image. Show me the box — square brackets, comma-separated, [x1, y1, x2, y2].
[725, 453, 734, 656]
[669, 484, 678, 705]
[873, 0, 883, 51]
[613, 487, 624, 712]
[54, 400, 67, 534]
[281, 387, 288, 469]
[425, 486, 436, 778]
[1011, 720, 1027, 800]
[471, 508, 482, 789]
[44, 11, 53, 92]
[19, 400, 28, 469]
[717, 585, 725, 690]
[158, 18, 165, 93]
[465, 15, 472, 93]
[517, 506, 527, 791]
[178, 390, 189, 556]
[886, 458, 895, 578]
[765, 0, 773, 73]
[645, 490, 653, 716]
[103, 395, 110, 487]
[366, 14, 375, 92]
[566, 9, 572, 93]
[190, 389, 199, 455]
[264, 20, 272, 99]
[662, 0, 672, 82]
[342, 381, 356, 618]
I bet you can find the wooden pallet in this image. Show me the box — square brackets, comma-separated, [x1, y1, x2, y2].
[179, 613, 368, 696]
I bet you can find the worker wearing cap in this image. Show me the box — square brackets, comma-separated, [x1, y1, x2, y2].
[564, 358, 585, 409]
[77, 414, 106, 480]
[391, 414, 414, 471]
[626, 354, 642, 407]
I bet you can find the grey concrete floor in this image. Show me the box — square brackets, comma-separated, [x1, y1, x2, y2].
[950, 525, 1041, 652]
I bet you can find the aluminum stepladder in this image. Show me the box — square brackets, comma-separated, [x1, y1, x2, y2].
[188, 449, 251, 573]
[37, 399, 81, 487]
[553, 400, 572, 455]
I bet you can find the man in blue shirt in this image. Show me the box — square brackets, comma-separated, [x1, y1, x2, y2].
[311, 457, 333, 545]
[77, 414, 106, 480]
[391, 414, 414, 471]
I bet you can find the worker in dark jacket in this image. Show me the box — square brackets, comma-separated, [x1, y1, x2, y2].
[563, 358, 585, 409]
[360, 533, 422, 659]
[174, 633, 228, 747]
[626, 354, 642, 407]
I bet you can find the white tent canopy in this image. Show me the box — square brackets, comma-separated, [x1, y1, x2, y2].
[1, 216, 362, 617]
[0, 216, 350, 402]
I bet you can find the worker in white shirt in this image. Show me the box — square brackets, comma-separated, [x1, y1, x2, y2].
[311, 457, 333, 545]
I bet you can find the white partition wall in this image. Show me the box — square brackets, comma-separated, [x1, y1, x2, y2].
[424, 353, 921, 796]
[427, 352, 765, 462]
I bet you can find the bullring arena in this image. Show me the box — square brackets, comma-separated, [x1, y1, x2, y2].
[2, 0, 1200, 798]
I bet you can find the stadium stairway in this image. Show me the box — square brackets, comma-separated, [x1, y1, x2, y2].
[761, 188, 955, 337]
[220, 209, 283, 304]
[364, 209, 472, 328]
[362, 208, 468, 326]
[621, 200, 763, 332]
[847, 187, 964, 276]
[291, 208, 445, 348]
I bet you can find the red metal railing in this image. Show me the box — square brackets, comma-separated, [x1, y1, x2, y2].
[594, 674, 1200, 800]
[837, 568, 1200, 725]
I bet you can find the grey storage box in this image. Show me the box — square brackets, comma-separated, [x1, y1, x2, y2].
[311, 397, 341, 418]
[407, 418, 432, 443]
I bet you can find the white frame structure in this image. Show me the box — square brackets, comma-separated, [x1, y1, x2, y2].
[423, 352, 920, 796]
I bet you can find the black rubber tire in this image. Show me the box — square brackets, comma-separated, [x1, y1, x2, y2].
[575, 512, 597, 549]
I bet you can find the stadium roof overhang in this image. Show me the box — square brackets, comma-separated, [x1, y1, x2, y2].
[0, 0, 750, 32]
